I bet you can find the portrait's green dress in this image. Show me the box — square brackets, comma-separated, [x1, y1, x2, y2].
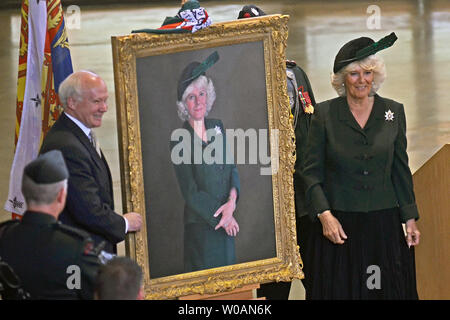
[171, 118, 240, 272]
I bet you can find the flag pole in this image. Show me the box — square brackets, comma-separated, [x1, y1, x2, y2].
[6, 0, 73, 219]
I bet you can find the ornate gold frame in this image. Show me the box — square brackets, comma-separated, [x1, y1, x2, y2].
[111, 14, 303, 300]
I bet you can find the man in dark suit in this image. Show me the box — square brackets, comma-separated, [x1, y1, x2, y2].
[0, 150, 100, 299]
[40, 71, 142, 253]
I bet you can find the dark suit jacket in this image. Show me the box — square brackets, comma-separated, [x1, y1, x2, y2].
[0, 211, 100, 299]
[303, 95, 419, 222]
[40, 113, 125, 253]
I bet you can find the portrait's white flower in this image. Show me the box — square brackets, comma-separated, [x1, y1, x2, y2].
[385, 109, 395, 121]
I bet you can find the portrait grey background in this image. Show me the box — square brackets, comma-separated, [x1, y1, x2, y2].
[136, 41, 276, 279]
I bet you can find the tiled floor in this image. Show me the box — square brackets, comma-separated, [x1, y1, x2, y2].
[0, 0, 448, 300]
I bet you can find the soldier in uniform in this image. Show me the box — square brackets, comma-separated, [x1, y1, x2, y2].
[0, 150, 101, 299]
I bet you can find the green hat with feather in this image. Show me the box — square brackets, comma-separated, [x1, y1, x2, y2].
[177, 51, 219, 101]
[333, 32, 397, 73]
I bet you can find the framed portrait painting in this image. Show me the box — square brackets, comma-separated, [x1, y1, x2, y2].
[111, 14, 303, 299]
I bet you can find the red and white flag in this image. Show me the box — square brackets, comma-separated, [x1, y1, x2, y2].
[5, 0, 73, 218]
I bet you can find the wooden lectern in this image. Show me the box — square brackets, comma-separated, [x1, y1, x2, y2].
[413, 144, 450, 299]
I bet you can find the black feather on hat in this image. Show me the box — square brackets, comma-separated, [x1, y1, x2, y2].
[177, 51, 219, 101]
[237, 5, 266, 19]
[333, 32, 397, 73]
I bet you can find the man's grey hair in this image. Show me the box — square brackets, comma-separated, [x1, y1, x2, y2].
[176, 75, 216, 121]
[58, 70, 101, 109]
[21, 174, 67, 207]
[331, 55, 386, 97]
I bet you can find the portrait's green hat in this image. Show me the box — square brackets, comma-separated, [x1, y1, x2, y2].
[177, 51, 219, 101]
[333, 32, 397, 73]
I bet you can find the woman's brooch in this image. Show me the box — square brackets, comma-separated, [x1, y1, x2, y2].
[384, 109, 395, 121]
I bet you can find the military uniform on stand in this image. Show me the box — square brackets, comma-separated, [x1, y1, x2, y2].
[236, 4, 317, 300]
[286, 60, 316, 266]
[0, 213, 101, 300]
[257, 60, 316, 300]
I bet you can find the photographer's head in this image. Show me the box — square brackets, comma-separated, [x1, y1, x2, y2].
[95, 257, 144, 300]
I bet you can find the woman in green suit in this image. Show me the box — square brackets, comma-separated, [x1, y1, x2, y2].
[302, 33, 420, 299]
[171, 52, 240, 273]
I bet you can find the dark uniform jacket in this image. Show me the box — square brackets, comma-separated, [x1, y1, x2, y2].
[287, 63, 317, 218]
[40, 113, 126, 253]
[257, 63, 316, 299]
[302, 94, 419, 222]
[0, 211, 100, 299]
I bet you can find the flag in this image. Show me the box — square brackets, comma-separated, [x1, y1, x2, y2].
[5, 0, 73, 218]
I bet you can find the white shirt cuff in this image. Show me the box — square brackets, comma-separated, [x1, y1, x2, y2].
[124, 216, 129, 233]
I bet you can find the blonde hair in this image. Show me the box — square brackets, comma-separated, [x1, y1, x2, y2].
[176, 75, 216, 121]
[331, 55, 386, 97]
